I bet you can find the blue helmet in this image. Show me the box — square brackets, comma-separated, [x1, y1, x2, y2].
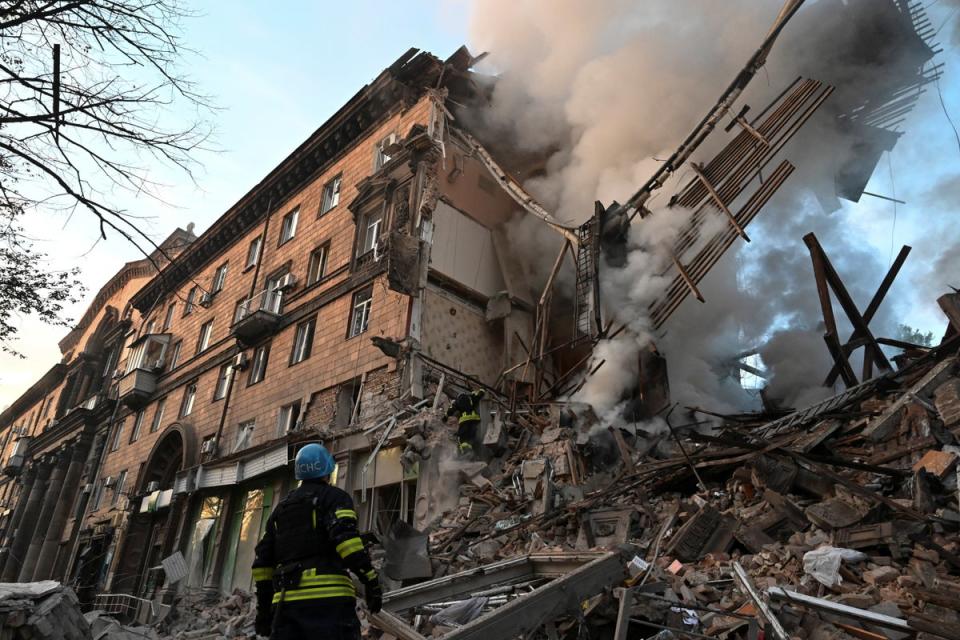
[295, 443, 336, 480]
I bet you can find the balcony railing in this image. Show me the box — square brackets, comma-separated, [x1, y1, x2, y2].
[232, 288, 283, 342]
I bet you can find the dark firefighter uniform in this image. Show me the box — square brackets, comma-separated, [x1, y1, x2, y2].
[252, 478, 381, 639]
[446, 389, 484, 456]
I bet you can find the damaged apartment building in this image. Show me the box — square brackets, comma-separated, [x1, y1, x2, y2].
[0, 47, 550, 606]
[2, 1, 957, 637]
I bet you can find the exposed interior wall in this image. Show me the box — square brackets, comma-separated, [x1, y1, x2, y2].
[430, 201, 506, 298]
[420, 285, 504, 386]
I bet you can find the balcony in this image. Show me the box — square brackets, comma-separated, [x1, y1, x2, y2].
[117, 334, 170, 409]
[232, 288, 283, 343]
[2, 437, 31, 476]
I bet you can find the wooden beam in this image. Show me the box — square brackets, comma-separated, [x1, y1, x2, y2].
[861, 357, 956, 441]
[806, 235, 857, 387]
[441, 551, 631, 640]
[690, 163, 750, 241]
[670, 253, 705, 303]
[367, 611, 428, 640]
[613, 588, 633, 640]
[733, 562, 789, 640]
[825, 245, 911, 385]
[938, 293, 960, 333]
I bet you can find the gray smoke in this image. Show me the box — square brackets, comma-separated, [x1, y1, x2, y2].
[466, 0, 953, 417]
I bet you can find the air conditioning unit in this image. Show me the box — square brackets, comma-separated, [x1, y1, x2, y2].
[81, 483, 93, 494]
[277, 273, 297, 291]
[200, 439, 218, 456]
[150, 358, 165, 372]
[145, 481, 160, 492]
[234, 352, 249, 370]
[199, 291, 214, 307]
[103, 476, 115, 488]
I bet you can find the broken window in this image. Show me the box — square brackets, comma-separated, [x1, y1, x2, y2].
[348, 287, 372, 338]
[129, 410, 144, 444]
[277, 401, 301, 435]
[233, 419, 255, 453]
[212, 262, 229, 293]
[335, 377, 362, 427]
[213, 363, 231, 400]
[184, 286, 198, 315]
[245, 235, 262, 269]
[180, 381, 197, 418]
[90, 478, 105, 511]
[220, 487, 273, 593]
[320, 175, 341, 215]
[162, 302, 176, 331]
[279, 206, 299, 246]
[290, 316, 315, 365]
[111, 469, 127, 506]
[196, 319, 214, 354]
[373, 133, 397, 172]
[358, 209, 383, 258]
[185, 496, 222, 588]
[144, 319, 155, 335]
[248, 344, 269, 386]
[150, 397, 166, 433]
[110, 420, 124, 452]
[307, 243, 328, 286]
[169, 340, 182, 370]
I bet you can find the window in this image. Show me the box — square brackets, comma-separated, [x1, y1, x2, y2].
[102, 344, 120, 378]
[91, 478, 105, 511]
[246, 235, 263, 269]
[277, 401, 301, 435]
[180, 382, 197, 417]
[169, 340, 183, 370]
[112, 470, 127, 506]
[150, 397, 166, 433]
[264, 273, 286, 315]
[279, 207, 299, 246]
[129, 410, 145, 443]
[213, 364, 231, 400]
[196, 319, 214, 354]
[358, 209, 383, 257]
[110, 421, 124, 452]
[307, 244, 328, 285]
[349, 287, 372, 338]
[185, 286, 198, 315]
[162, 302, 176, 331]
[374, 133, 397, 171]
[248, 344, 270, 385]
[290, 317, 316, 365]
[212, 262, 229, 293]
[233, 420, 256, 453]
[233, 299, 246, 324]
[144, 319, 156, 335]
[336, 378, 362, 427]
[320, 175, 341, 215]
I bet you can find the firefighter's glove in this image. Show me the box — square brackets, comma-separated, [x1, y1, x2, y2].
[365, 578, 383, 614]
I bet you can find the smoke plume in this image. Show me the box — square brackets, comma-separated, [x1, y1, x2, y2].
[466, 0, 951, 420]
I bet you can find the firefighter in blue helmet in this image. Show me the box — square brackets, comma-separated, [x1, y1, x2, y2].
[446, 389, 484, 457]
[252, 443, 381, 639]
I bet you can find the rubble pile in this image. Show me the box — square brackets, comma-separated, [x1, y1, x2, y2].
[0, 582, 92, 640]
[368, 339, 960, 639]
[154, 590, 256, 640]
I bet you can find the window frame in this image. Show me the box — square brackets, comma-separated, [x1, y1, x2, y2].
[234, 419, 256, 453]
[319, 175, 342, 216]
[129, 409, 145, 444]
[212, 262, 229, 293]
[169, 340, 183, 370]
[180, 381, 197, 418]
[289, 316, 316, 365]
[184, 286, 198, 316]
[373, 133, 397, 172]
[245, 235, 263, 270]
[196, 319, 214, 354]
[213, 363, 231, 401]
[277, 401, 301, 435]
[359, 210, 383, 258]
[248, 343, 270, 386]
[111, 469, 127, 506]
[110, 420, 124, 452]
[348, 287, 373, 339]
[150, 397, 166, 433]
[306, 243, 329, 286]
[162, 302, 176, 331]
[278, 206, 300, 246]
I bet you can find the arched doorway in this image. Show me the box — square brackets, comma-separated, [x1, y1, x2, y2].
[112, 425, 194, 597]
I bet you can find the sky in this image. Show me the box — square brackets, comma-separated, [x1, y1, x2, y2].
[1, 0, 958, 409]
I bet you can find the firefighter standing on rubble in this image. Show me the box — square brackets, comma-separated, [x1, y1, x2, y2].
[446, 388, 484, 457]
[252, 443, 382, 639]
